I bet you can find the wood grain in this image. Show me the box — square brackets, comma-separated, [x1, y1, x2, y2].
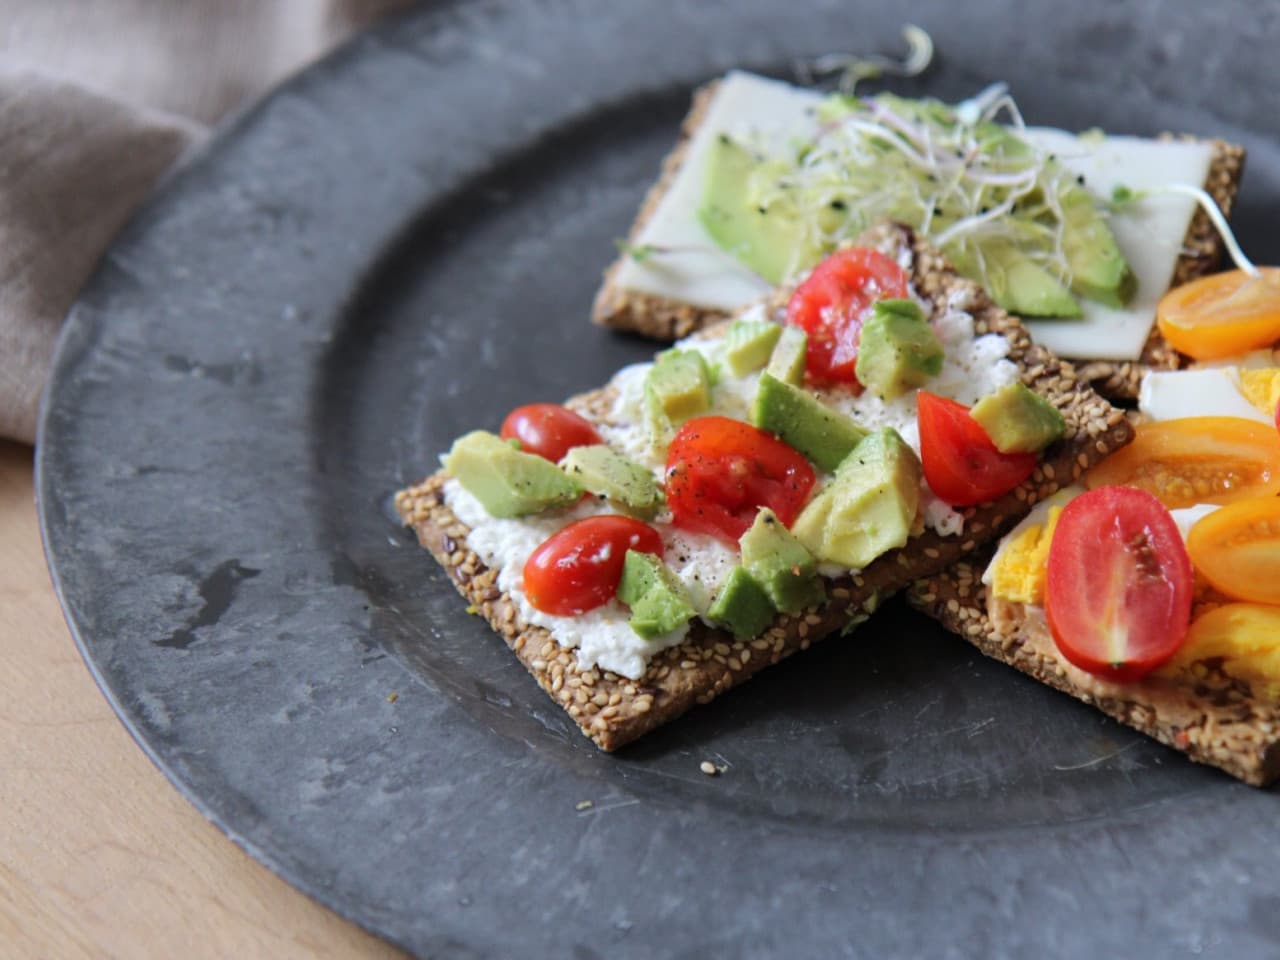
[0, 440, 404, 959]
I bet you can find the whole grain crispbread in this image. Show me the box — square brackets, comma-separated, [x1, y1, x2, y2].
[907, 563, 1280, 786]
[397, 223, 1133, 750]
[591, 79, 1246, 401]
[590, 81, 728, 341]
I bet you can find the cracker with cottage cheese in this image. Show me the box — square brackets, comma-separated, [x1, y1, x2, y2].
[396, 223, 1132, 750]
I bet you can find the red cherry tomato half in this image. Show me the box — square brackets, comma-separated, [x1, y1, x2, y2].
[522, 515, 664, 616]
[665, 415, 816, 544]
[500, 403, 603, 462]
[785, 246, 909, 383]
[1045, 486, 1193, 683]
[916, 391, 1037, 507]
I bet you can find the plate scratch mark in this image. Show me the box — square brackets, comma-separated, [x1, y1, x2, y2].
[912, 695, 942, 721]
[580, 798, 640, 816]
[966, 717, 996, 738]
[1052, 738, 1142, 771]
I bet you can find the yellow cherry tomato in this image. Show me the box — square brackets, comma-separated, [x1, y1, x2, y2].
[1084, 417, 1280, 509]
[1186, 497, 1280, 605]
[1158, 603, 1280, 700]
[1156, 268, 1280, 361]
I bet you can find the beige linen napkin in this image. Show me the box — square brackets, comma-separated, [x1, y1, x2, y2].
[0, 0, 410, 444]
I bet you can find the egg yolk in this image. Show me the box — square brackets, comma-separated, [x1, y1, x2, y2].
[1238, 367, 1280, 418]
[988, 507, 1062, 606]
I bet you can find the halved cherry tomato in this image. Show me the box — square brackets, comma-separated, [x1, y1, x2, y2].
[1156, 268, 1280, 361]
[1084, 416, 1280, 509]
[522, 515, 663, 616]
[665, 415, 815, 544]
[1186, 497, 1280, 605]
[916, 391, 1037, 507]
[785, 246, 909, 383]
[500, 403, 602, 462]
[1045, 485, 1193, 682]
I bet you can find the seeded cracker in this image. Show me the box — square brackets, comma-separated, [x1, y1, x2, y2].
[397, 224, 1132, 750]
[591, 81, 1246, 401]
[907, 562, 1280, 786]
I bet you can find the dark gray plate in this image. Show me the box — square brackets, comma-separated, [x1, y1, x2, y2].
[36, 1, 1280, 956]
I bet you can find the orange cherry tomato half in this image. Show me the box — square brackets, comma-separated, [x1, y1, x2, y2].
[1045, 486, 1194, 682]
[522, 515, 664, 616]
[1084, 416, 1280, 509]
[665, 415, 816, 544]
[785, 246, 909, 383]
[500, 403, 603, 462]
[916, 391, 1037, 507]
[1186, 497, 1280, 606]
[1156, 267, 1280, 361]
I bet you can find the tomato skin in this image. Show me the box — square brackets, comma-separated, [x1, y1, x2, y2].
[785, 247, 909, 383]
[500, 403, 603, 462]
[1160, 603, 1280, 693]
[1186, 497, 1280, 606]
[665, 416, 816, 544]
[1045, 486, 1193, 683]
[1084, 416, 1280, 509]
[916, 391, 1037, 507]
[1156, 268, 1280, 361]
[522, 516, 664, 616]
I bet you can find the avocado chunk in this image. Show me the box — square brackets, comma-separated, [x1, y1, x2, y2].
[739, 508, 825, 615]
[970, 382, 1066, 454]
[767, 325, 808, 386]
[698, 134, 824, 285]
[559, 445, 664, 519]
[616, 550, 697, 640]
[750, 372, 868, 472]
[724, 318, 784, 377]
[1059, 185, 1137, 307]
[707, 566, 776, 639]
[792, 428, 921, 568]
[854, 299, 945, 401]
[645, 349, 712, 425]
[947, 241, 1082, 319]
[642, 382, 675, 458]
[443, 431, 583, 518]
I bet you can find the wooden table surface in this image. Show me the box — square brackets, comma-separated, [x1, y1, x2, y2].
[0, 439, 405, 959]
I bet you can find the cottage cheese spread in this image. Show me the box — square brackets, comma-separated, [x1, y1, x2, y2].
[445, 273, 1017, 679]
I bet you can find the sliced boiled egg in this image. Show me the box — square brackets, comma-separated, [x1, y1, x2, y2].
[982, 486, 1082, 602]
[1138, 366, 1277, 423]
[984, 485, 1220, 605]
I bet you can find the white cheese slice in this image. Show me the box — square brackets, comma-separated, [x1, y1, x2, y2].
[613, 71, 820, 310]
[1020, 129, 1213, 361]
[614, 71, 1214, 362]
[1139, 368, 1272, 424]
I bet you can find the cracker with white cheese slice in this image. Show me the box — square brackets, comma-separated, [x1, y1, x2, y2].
[590, 76, 1245, 401]
[397, 223, 1132, 750]
[908, 554, 1280, 786]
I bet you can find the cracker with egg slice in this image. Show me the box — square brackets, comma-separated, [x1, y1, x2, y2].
[907, 553, 1280, 786]
[591, 79, 1245, 401]
[397, 223, 1133, 750]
